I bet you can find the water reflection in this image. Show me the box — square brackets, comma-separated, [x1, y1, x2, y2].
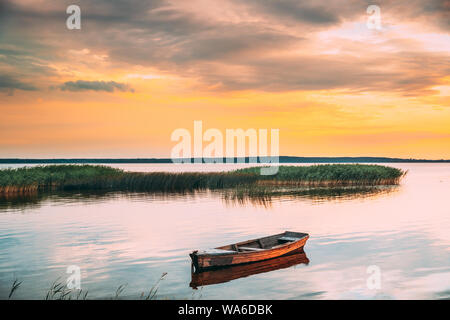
[0, 163, 449, 299]
[221, 185, 400, 207]
[0, 185, 399, 211]
[0, 190, 202, 212]
[190, 249, 309, 289]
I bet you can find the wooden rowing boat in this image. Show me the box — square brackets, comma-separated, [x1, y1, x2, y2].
[190, 249, 309, 288]
[189, 231, 309, 271]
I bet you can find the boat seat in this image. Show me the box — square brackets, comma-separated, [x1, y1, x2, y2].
[197, 249, 236, 255]
[278, 236, 301, 242]
[239, 246, 264, 252]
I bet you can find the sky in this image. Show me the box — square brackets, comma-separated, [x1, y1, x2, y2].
[0, 0, 449, 159]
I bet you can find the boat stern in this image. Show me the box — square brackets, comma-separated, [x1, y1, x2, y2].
[190, 250, 200, 271]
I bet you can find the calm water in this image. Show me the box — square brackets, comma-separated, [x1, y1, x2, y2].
[0, 163, 449, 300]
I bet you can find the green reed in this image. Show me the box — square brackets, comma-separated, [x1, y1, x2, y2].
[0, 164, 405, 195]
[6, 273, 167, 300]
[235, 164, 405, 186]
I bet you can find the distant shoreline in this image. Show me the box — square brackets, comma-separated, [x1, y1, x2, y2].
[0, 156, 449, 164]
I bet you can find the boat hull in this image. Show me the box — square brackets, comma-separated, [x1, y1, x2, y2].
[190, 232, 309, 271]
[190, 249, 309, 288]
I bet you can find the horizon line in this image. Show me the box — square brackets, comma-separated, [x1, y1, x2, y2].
[0, 156, 449, 163]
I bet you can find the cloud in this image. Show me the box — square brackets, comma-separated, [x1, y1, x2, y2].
[386, 0, 450, 31]
[58, 80, 134, 93]
[233, 0, 349, 26]
[238, 0, 450, 31]
[0, 74, 37, 94]
[0, 0, 448, 95]
[183, 51, 450, 94]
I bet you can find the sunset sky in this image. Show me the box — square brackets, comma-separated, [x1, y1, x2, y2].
[0, 0, 449, 159]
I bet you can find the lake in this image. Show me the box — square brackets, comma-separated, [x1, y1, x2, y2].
[0, 163, 449, 299]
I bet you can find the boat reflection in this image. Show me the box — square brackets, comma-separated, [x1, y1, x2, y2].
[190, 249, 309, 289]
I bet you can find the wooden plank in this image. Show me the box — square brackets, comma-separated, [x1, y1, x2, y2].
[278, 236, 301, 242]
[257, 239, 264, 248]
[197, 249, 236, 256]
[239, 246, 264, 252]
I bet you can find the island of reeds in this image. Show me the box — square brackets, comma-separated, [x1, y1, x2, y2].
[0, 164, 406, 195]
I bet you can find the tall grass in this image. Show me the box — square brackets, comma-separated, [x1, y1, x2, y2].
[6, 273, 168, 300]
[0, 164, 405, 195]
[0, 165, 123, 193]
[8, 278, 22, 299]
[236, 164, 406, 186]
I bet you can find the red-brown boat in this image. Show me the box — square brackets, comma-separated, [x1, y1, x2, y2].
[189, 231, 309, 271]
[190, 249, 309, 288]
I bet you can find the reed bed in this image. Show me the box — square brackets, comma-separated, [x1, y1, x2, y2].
[0, 165, 124, 194]
[0, 164, 405, 195]
[236, 164, 405, 186]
